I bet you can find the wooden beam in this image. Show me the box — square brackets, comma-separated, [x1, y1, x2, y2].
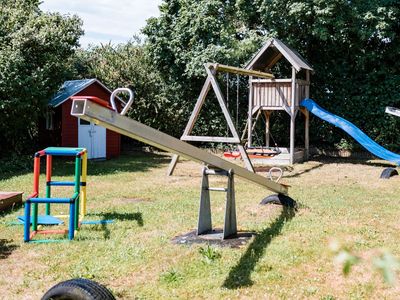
[208, 63, 274, 79]
[290, 67, 296, 164]
[305, 70, 310, 160]
[181, 136, 240, 143]
[71, 99, 289, 195]
[264, 111, 271, 147]
[182, 77, 212, 136]
[247, 77, 254, 147]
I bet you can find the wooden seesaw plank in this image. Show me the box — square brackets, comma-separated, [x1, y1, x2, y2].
[70, 98, 289, 195]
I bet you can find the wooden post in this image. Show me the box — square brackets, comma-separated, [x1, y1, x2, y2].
[247, 76, 253, 147]
[167, 77, 212, 176]
[305, 70, 310, 159]
[264, 111, 271, 147]
[289, 67, 296, 164]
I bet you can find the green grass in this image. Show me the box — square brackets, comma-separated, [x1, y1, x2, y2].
[1, 152, 400, 299]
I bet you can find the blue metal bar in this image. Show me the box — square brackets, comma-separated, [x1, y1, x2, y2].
[48, 181, 86, 186]
[69, 202, 75, 240]
[24, 202, 31, 242]
[44, 147, 85, 156]
[29, 198, 73, 204]
[48, 181, 75, 186]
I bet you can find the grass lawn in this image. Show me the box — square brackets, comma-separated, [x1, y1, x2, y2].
[1, 151, 400, 299]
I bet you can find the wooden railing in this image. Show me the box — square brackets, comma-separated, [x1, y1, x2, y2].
[251, 79, 309, 110]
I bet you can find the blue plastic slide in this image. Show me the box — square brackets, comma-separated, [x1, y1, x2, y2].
[300, 98, 400, 165]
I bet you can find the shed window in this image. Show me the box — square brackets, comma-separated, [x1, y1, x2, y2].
[46, 109, 55, 130]
[80, 118, 90, 125]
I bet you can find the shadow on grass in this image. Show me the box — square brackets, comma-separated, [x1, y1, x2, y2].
[312, 155, 398, 168]
[98, 211, 144, 227]
[223, 206, 296, 289]
[0, 202, 23, 216]
[0, 239, 18, 259]
[84, 211, 144, 240]
[283, 162, 324, 178]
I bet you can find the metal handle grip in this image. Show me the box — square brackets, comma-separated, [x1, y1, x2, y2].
[268, 167, 283, 183]
[110, 88, 134, 116]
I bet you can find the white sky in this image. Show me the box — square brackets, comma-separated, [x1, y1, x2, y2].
[40, 0, 162, 48]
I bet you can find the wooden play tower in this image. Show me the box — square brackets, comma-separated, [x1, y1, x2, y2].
[168, 38, 313, 174]
[245, 38, 313, 165]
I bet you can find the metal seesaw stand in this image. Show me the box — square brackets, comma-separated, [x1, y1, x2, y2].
[71, 88, 289, 239]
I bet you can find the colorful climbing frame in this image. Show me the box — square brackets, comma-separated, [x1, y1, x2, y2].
[23, 147, 87, 242]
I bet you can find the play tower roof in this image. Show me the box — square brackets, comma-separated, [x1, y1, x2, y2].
[245, 38, 313, 72]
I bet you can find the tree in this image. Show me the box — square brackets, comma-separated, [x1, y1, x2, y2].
[143, 0, 400, 150]
[73, 38, 181, 135]
[0, 0, 83, 155]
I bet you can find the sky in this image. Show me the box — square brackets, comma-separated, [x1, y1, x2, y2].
[40, 0, 162, 48]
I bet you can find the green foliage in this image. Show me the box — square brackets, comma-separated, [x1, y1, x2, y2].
[198, 245, 222, 264]
[73, 39, 184, 135]
[334, 249, 360, 276]
[373, 251, 400, 285]
[0, 154, 32, 178]
[142, 0, 263, 138]
[0, 0, 83, 155]
[159, 269, 183, 284]
[143, 0, 400, 149]
[331, 240, 400, 285]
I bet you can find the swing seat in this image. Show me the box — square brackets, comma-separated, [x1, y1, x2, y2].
[223, 147, 281, 159]
[247, 147, 281, 157]
[223, 151, 241, 159]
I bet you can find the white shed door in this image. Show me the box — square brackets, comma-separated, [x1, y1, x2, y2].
[78, 118, 106, 159]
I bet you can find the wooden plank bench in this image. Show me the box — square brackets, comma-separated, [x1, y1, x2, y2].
[0, 192, 23, 211]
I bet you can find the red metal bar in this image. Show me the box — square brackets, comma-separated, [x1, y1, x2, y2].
[36, 150, 46, 157]
[33, 156, 40, 194]
[36, 229, 69, 235]
[46, 155, 52, 182]
[26, 193, 38, 200]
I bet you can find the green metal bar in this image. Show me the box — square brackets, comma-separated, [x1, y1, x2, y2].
[32, 203, 38, 231]
[45, 154, 52, 215]
[45, 185, 51, 215]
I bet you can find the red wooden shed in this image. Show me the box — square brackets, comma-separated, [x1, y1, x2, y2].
[44, 79, 121, 159]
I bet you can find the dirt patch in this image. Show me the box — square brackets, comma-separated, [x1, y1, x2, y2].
[171, 229, 255, 248]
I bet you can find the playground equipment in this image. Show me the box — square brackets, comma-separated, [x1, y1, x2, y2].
[23, 147, 87, 242]
[300, 98, 400, 165]
[168, 38, 313, 174]
[380, 106, 400, 178]
[70, 89, 289, 239]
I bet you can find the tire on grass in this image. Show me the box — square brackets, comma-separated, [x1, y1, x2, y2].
[260, 194, 297, 208]
[380, 167, 398, 179]
[41, 278, 115, 300]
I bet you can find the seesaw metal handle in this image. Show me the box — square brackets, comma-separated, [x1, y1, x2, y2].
[268, 167, 283, 183]
[110, 88, 134, 116]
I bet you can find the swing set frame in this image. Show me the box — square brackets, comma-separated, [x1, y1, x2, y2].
[167, 63, 274, 175]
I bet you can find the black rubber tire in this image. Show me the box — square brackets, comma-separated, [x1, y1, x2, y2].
[41, 278, 115, 300]
[260, 194, 297, 208]
[380, 167, 398, 179]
